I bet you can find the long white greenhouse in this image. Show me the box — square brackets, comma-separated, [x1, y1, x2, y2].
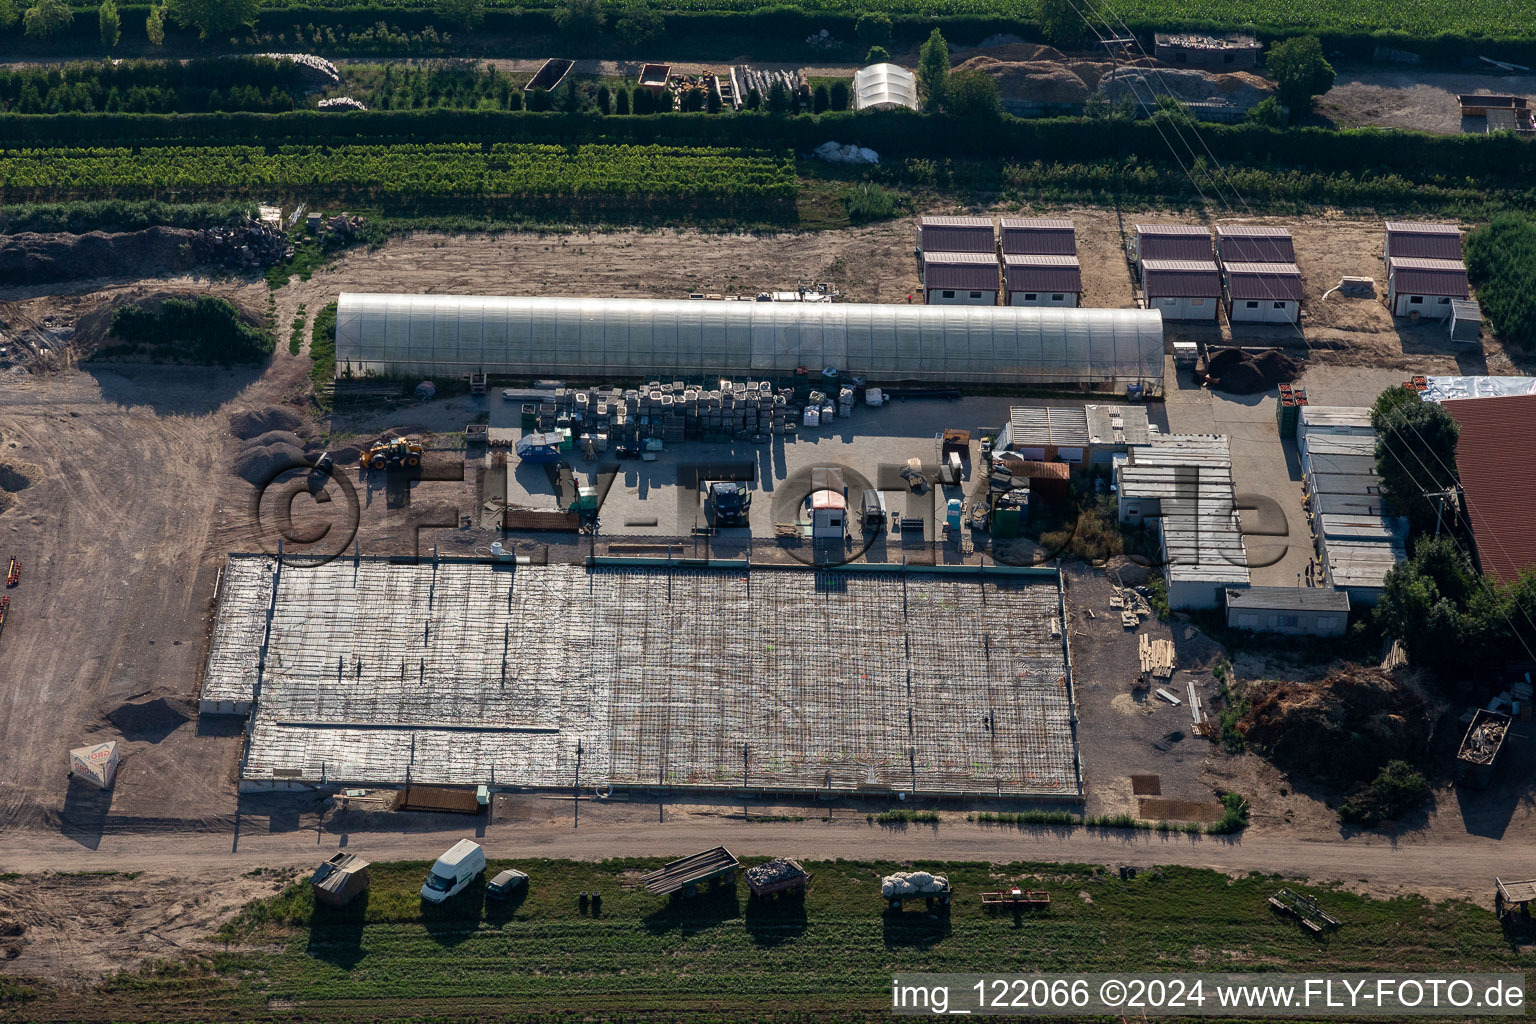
[333, 293, 1165, 389]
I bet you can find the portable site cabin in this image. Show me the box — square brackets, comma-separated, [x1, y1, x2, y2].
[1141, 260, 1221, 321]
[1003, 255, 1081, 307]
[69, 740, 120, 789]
[1000, 217, 1077, 256]
[1382, 221, 1462, 266]
[1224, 586, 1350, 637]
[916, 215, 995, 256]
[1223, 262, 1303, 324]
[1387, 258, 1469, 318]
[1215, 225, 1295, 264]
[921, 252, 999, 305]
[808, 467, 848, 538]
[1135, 224, 1213, 264]
[311, 852, 371, 908]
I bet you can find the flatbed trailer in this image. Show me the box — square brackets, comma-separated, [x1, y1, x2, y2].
[640, 846, 739, 898]
[981, 887, 1051, 912]
[745, 858, 811, 899]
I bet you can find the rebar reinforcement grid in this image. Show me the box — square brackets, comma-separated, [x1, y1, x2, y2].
[206, 556, 1078, 798]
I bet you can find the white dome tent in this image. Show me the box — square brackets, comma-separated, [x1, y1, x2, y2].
[852, 63, 919, 111]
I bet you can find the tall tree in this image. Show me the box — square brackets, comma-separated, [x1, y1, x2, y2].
[943, 69, 1001, 120]
[164, 0, 258, 37]
[1267, 35, 1335, 120]
[0, 0, 17, 30]
[1036, 0, 1088, 47]
[854, 12, 891, 48]
[1370, 387, 1460, 538]
[916, 28, 949, 114]
[99, 0, 120, 47]
[145, 2, 165, 44]
[435, 0, 484, 31]
[23, 0, 74, 37]
[614, 0, 662, 45]
[553, 0, 604, 40]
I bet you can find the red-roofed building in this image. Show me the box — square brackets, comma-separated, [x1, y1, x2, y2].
[1443, 394, 1536, 587]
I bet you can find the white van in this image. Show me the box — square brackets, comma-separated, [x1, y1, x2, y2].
[420, 839, 485, 903]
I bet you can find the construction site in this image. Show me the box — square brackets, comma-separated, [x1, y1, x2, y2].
[202, 555, 1080, 799]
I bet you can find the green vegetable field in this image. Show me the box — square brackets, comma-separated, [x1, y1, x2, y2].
[34, 858, 1524, 1023]
[244, 0, 1520, 39]
[0, 143, 797, 203]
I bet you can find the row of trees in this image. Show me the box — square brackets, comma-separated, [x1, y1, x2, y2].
[0, 0, 247, 41]
[1369, 386, 1536, 684]
[1465, 213, 1536, 349]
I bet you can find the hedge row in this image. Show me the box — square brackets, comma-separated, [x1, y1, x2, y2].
[12, 5, 1536, 69]
[4, 110, 1533, 186]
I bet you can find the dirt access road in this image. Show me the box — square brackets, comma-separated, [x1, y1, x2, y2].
[0, 802, 1518, 903]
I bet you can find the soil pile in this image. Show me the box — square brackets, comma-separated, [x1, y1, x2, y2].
[233, 440, 307, 485]
[1099, 67, 1274, 110]
[0, 228, 202, 286]
[1239, 666, 1435, 782]
[0, 460, 38, 515]
[105, 695, 192, 743]
[953, 56, 1090, 106]
[230, 406, 303, 440]
[1206, 348, 1302, 394]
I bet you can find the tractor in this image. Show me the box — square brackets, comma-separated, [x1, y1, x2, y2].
[362, 437, 423, 471]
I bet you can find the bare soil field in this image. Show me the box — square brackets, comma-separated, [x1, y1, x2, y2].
[1320, 66, 1536, 134]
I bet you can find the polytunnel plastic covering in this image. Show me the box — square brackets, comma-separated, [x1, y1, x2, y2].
[333, 293, 1164, 387]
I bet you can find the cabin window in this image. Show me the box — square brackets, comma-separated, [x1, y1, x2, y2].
[1025, 293, 1037, 301]
[1410, 296, 1423, 304]
[1191, 297, 1205, 306]
[1273, 301, 1286, 309]
[1246, 301, 1260, 309]
[1052, 294, 1065, 301]
[969, 291, 982, 299]
[942, 290, 954, 298]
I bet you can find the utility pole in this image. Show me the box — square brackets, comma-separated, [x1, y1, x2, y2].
[1426, 487, 1459, 538]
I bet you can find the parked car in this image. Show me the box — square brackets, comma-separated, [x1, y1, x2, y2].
[486, 868, 530, 901]
[420, 839, 485, 903]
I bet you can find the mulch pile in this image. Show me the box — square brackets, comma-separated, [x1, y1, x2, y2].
[1206, 348, 1302, 395]
[1239, 665, 1435, 783]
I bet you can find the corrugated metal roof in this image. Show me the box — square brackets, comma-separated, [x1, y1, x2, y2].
[1000, 218, 1077, 255]
[1385, 222, 1463, 261]
[1305, 453, 1378, 477]
[1085, 403, 1151, 446]
[1302, 434, 1378, 457]
[1142, 259, 1221, 298]
[1223, 262, 1304, 301]
[919, 217, 995, 253]
[1118, 435, 1248, 586]
[1308, 472, 1381, 496]
[1324, 539, 1407, 589]
[923, 251, 1000, 291]
[1005, 405, 1090, 447]
[1317, 514, 1402, 542]
[1444, 394, 1536, 586]
[1300, 406, 1374, 431]
[1451, 298, 1483, 322]
[1226, 586, 1350, 612]
[1216, 226, 1296, 263]
[1003, 254, 1082, 293]
[1313, 493, 1388, 516]
[1137, 224, 1213, 262]
[1389, 257, 1469, 297]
